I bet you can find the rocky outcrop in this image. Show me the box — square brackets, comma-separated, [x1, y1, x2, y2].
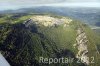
[23, 15, 72, 28]
[23, 19, 34, 27]
[74, 28, 89, 65]
[30, 15, 72, 27]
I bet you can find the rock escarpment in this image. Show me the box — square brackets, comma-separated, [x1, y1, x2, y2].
[74, 28, 89, 65]
[23, 15, 72, 27]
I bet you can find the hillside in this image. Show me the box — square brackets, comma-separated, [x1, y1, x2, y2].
[0, 14, 100, 66]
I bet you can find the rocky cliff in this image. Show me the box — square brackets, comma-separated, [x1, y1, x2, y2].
[74, 27, 89, 65]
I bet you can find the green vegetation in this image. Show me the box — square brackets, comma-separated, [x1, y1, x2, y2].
[0, 14, 100, 66]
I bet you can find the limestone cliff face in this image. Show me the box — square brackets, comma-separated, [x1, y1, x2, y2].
[74, 28, 89, 65]
[23, 15, 72, 27]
